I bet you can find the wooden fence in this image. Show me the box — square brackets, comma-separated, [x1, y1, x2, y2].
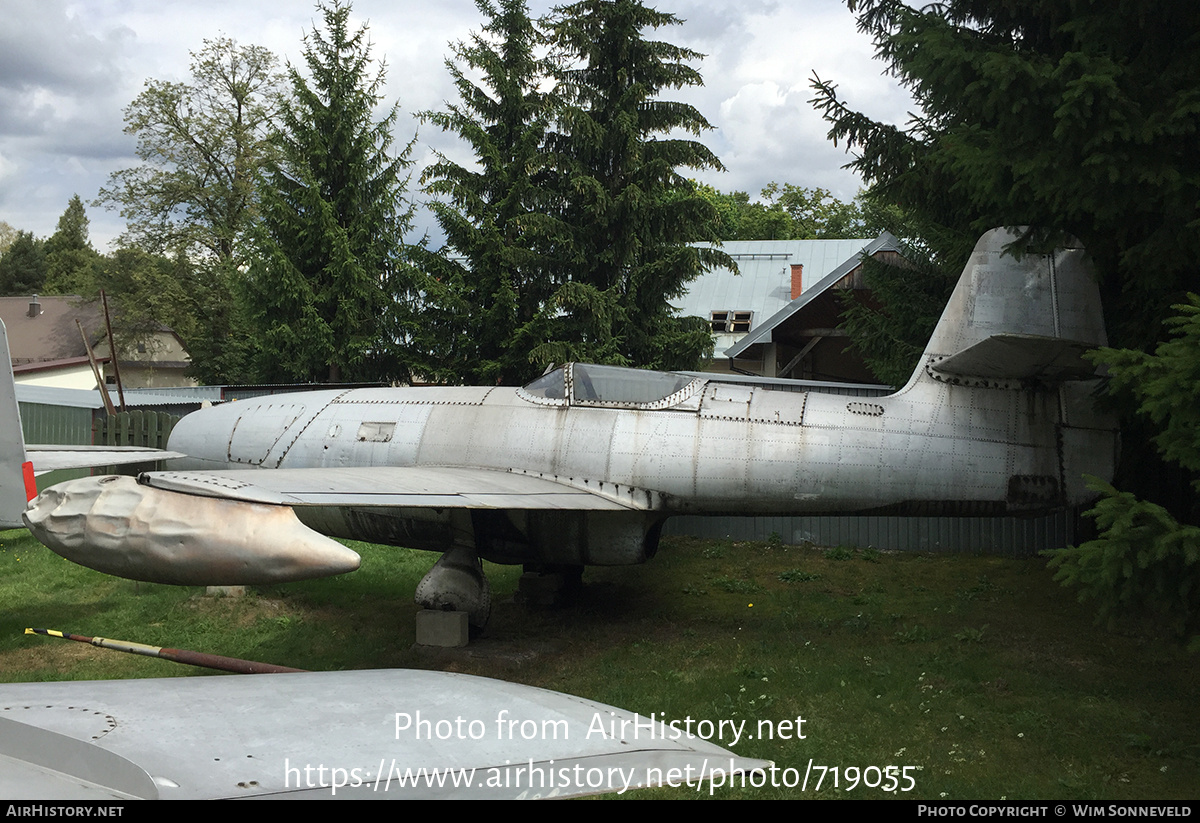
[92, 410, 182, 451]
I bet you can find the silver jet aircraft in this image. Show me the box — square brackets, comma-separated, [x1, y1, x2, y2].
[16, 228, 1119, 627]
[0, 340, 766, 800]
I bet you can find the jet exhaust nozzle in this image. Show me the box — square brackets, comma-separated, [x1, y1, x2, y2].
[23, 475, 360, 585]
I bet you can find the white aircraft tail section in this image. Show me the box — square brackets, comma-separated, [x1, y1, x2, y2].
[914, 226, 1107, 388]
[1, 319, 36, 529]
[901, 227, 1118, 509]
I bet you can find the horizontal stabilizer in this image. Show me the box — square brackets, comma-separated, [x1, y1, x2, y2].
[914, 227, 1107, 392]
[930, 334, 1100, 382]
[26, 445, 186, 473]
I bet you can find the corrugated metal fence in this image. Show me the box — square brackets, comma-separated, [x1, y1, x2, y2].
[664, 510, 1076, 556]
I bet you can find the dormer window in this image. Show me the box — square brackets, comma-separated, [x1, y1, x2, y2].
[710, 310, 752, 333]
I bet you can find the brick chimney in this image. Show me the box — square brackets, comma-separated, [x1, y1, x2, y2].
[27, 294, 41, 318]
[790, 264, 804, 300]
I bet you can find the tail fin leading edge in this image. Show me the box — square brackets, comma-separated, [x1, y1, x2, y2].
[1, 318, 34, 528]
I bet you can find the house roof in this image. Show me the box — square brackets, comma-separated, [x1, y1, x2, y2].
[12, 355, 108, 375]
[674, 239, 875, 324]
[0, 296, 104, 365]
[724, 232, 903, 358]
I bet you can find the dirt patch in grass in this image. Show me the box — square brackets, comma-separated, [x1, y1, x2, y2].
[0, 640, 94, 676]
[412, 636, 566, 672]
[179, 593, 294, 626]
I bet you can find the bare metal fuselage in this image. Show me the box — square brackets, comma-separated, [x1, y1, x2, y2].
[20, 227, 1119, 579]
[172, 373, 1081, 515]
[164, 358, 1110, 568]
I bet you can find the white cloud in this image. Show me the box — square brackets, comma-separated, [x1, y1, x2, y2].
[0, 0, 913, 246]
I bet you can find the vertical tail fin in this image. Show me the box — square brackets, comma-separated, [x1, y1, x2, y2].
[906, 227, 1118, 508]
[915, 227, 1106, 386]
[1, 318, 35, 528]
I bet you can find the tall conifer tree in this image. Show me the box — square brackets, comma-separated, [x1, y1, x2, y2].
[44, 195, 102, 295]
[811, 0, 1200, 354]
[540, 0, 730, 371]
[0, 232, 46, 296]
[419, 0, 566, 385]
[245, 0, 421, 383]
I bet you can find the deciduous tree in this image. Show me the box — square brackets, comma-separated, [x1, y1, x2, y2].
[696, 183, 883, 241]
[0, 222, 17, 257]
[97, 37, 283, 265]
[96, 37, 282, 384]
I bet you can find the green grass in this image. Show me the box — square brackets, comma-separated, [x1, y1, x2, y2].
[1, 528, 1197, 799]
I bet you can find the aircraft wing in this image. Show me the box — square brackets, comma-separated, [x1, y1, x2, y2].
[24, 467, 662, 583]
[26, 445, 186, 473]
[138, 465, 651, 510]
[0, 669, 768, 799]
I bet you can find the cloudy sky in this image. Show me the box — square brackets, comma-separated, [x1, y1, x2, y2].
[0, 0, 914, 250]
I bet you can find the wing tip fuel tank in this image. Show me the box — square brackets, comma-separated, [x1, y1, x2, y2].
[23, 475, 361, 585]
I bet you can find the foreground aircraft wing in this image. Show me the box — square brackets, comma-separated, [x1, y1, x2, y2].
[26, 445, 186, 473]
[0, 669, 768, 799]
[138, 465, 649, 510]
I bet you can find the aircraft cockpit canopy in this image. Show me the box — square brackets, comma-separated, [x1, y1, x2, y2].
[518, 363, 704, 409]
[521, 367, 568, 400]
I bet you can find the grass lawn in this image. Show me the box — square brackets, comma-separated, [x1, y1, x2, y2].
[1, 527, 1196, 799]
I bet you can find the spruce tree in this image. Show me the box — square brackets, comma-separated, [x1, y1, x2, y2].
[419, 0, 566, 385]
[810, 0, 1200, 638]
[244, 0, 421, 383]
[1046, 298, 1200, 647]
[540, 0, 730, 371]
[811, 0, 1200, 354]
